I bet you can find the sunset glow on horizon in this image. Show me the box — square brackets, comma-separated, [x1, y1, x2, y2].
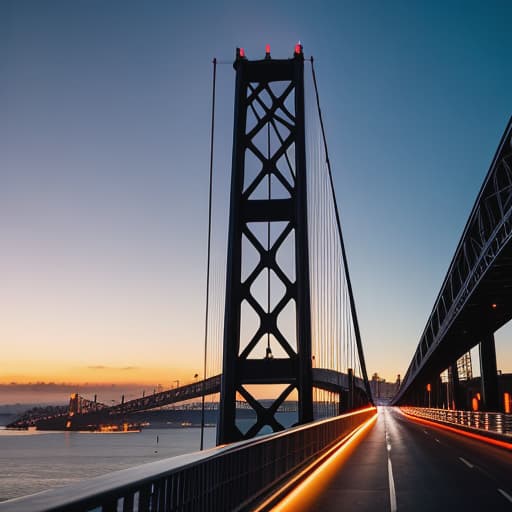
[2, 1, 512, 403]
[0, 361, 200, 387]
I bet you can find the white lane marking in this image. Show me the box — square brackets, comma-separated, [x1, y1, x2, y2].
[459, 457, 474, 469]
[388, 457, 398, 512]
[498, 489, 512, 503]
[423, 429, 429, 435]
[383, 408, 397, 512]
[435, 438, 440, 443]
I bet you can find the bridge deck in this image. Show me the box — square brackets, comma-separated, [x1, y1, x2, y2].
[274, 407, 512, 511]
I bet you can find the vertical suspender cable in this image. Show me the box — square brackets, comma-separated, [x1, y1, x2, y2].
[267, 122, 271, 356]
[201, 57, 217, 450]
[310, 57, 373, 404]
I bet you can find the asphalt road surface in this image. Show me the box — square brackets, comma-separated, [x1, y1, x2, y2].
[308, 406, 512, 511]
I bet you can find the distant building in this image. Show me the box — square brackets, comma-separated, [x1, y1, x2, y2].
[370, 373, 400, 402]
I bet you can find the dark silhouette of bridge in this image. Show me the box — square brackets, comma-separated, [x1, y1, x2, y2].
[3, 45, 512, 512]
[9, 369, 371, 430]
[393, 118, 512, 412]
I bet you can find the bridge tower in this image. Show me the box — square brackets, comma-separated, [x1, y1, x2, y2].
[218, 45, 313, 444]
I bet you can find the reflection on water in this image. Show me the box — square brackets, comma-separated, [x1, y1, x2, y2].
[0, 426, 216, 502]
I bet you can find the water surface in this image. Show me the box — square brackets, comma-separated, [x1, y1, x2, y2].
[0, 426, 216, 502]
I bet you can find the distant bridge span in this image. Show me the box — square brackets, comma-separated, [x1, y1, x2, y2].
[106, 368, 367, 417]
[8, 368, 367, 430]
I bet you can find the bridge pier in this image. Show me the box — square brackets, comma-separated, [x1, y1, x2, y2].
[450, 362, 465, 410]
[432, 375, 443, 408]
[347, 368, 354, 410]
[479, 333, 499, 411]
[339, 390, 348, 413]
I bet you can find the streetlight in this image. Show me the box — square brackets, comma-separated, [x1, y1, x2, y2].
[426, 383, 431, 408]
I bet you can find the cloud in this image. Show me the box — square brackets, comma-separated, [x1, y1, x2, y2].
[87, 365, 139, 371]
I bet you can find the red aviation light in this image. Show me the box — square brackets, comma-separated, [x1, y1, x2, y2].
[265, 44, 270, 54]
[235, 47, 245, 60]
[294, 42, 303, 55]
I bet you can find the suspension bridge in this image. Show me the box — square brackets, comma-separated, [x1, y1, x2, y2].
[2, 45, 512, 511]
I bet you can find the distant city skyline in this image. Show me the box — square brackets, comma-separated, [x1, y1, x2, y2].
[2, 1, 512, 397]
[0, 382, 155, 406]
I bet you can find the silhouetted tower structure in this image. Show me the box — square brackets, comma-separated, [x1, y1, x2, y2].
[218, 45, 313, 444]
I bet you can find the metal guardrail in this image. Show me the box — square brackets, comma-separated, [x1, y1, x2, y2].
[0, 407, 376, 512]
[401, 406, 512, 438]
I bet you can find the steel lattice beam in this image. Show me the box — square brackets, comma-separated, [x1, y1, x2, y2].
[395, 118, 512, 404]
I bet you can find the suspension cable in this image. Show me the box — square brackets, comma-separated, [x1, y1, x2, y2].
[309, 57, 373, 403]
[267, 122, 272, 357]
[201, 57, 217, 450]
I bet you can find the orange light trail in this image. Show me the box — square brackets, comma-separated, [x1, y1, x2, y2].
[400, 409, 512, 451]
[257, 410, 377, 512]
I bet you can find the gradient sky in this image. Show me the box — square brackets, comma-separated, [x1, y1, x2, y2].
[2, 1, 512, 397]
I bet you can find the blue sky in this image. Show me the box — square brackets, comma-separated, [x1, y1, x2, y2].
[1, 0, 512, 389]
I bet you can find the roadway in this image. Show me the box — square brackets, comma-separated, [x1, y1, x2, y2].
[273, 406, 512, 511]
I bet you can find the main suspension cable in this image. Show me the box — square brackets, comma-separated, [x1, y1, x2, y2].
[309, 57, 373, 404]
[201, 57, 217, 450]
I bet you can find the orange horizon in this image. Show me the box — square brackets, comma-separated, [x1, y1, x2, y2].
[0, 364, 203, 388]
[0, 368, 402, 388]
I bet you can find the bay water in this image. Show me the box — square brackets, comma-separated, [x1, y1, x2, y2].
[0, 426, 216, 502]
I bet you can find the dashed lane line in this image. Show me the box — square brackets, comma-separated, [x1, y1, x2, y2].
[458, 457, 474, 469]
[498, 489, 512, 504]
[388, 457, 397, 512]
[383, 409, 398, 512]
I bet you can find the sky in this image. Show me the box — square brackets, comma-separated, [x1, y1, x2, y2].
[2, 0, 512, 403]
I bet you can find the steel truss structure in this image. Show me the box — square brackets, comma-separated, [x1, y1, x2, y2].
[396, 118, 512, 404]
[218, 47, 314, 443]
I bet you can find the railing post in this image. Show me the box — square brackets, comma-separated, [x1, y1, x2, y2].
[122, 493, 134, 512]
[103, 499, 118, 512]
[138, 485, 152, 512]
[450, 362, 465, 409]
